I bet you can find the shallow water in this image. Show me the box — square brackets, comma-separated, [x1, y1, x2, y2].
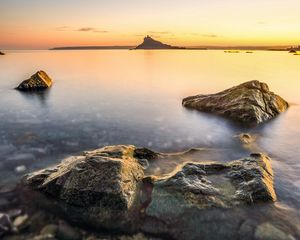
[0, 50, 299, 221]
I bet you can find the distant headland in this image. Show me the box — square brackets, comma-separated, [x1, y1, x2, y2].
[49, 36, 298, 51]
[50, 46, 132, 50]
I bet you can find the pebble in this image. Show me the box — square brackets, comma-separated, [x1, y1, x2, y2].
[57, 220, 81, 240]
[40, 224, 58, 236]
[13, 214, 29, 230]
[15, 165, 27, 173]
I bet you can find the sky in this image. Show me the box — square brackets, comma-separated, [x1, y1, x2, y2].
[1, 0, 300, 49]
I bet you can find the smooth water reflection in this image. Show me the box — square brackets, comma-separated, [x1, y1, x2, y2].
[0, 50, 299, 218]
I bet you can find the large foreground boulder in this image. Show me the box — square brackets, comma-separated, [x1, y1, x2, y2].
[16, 71, 52, 91]
[182, 80, 288, 125]
[20, 145, 285, 239]
[23, 145, 148, 232]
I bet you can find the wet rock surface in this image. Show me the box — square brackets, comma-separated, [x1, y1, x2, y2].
[182, 80, 289, 126]
[24, 145, 145, 232]
[16, 71, 52, 91]
[15, 145, 300, 239]
[146, 152, 276, 216]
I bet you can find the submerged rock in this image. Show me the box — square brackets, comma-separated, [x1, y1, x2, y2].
[145, 153, 276, 219]
[182, 80, 289, 125]
[254, 222, 294, 240]
[16, 71, 52, 91]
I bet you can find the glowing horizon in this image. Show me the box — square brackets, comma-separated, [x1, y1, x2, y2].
[1, 0, 300, 49]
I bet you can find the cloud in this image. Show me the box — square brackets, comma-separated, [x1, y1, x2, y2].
[188, 33, 218, 38]
[257, 21, 266, 25]
[149, 31, 170, 34]
[94, 30, 110, 33]
[55, 26, 69, 31]
[76, 27, 110, 33]
[200, 34, 218, 38]
[77, 27, 95, 32]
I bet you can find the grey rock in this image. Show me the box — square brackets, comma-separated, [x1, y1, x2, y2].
[24, 145, 145, 232]
[254, 222, 295, 240]
[0, 213, 12, 236]
[146, 153, 275, 219]
[16, 71, 52, 91]
[15, 165, 27, 173]
[182, 80, 288, 125]
[21, 145, 283, 239]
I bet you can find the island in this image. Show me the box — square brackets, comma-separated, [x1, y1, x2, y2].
[134, 35, 185, 49]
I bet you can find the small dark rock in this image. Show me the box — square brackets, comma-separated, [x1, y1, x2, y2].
[134, 148, 158, 160]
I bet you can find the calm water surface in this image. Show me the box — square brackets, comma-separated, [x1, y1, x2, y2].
[0, 50, 299, 219]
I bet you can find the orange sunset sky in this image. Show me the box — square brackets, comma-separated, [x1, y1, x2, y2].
[1, 0, 300, 49]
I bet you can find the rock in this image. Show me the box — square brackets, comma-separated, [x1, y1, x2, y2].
[182, 80, 289, 126]
[254, 222, 294, 240]
[57, 221, 81, 240]
[15, 165, 27, 173]
[135, 36, 185, 50]
[16, 71, 52, 91]
[0, 51, 5, 55]
[24, 145, 145, 232]
[238, 133, 255, 144]
[0, 213, 13, 236]
[235, 133, 263, 153]
[30, 234, 57, 240]
[21, 145, 284, 239]
[40, 224, 58, 236]
[119, 233, 150, 240]
[29, 211, 51, 233]
[13, 214, 29, 231]
[133, 148, 158, 161]
[146, 153, 276, 219]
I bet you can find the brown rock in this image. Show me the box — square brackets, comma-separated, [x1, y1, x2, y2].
[182, 80, 288, 126]
[16, 71, 52, 91]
